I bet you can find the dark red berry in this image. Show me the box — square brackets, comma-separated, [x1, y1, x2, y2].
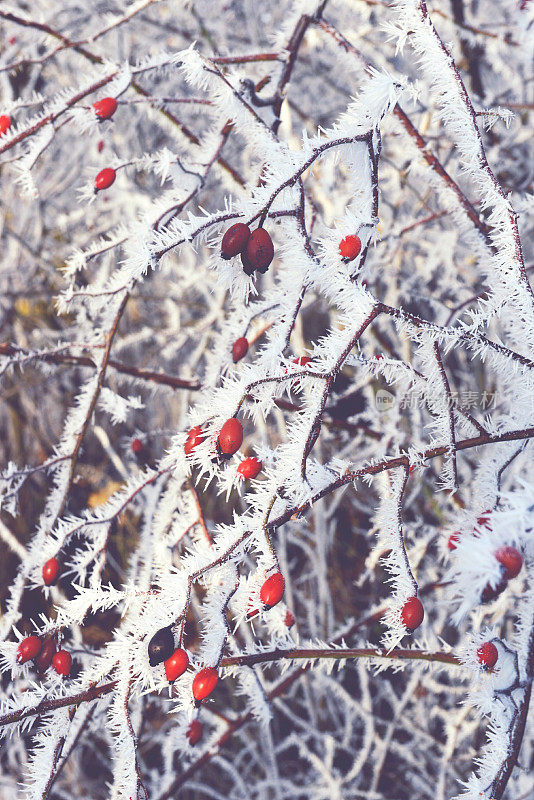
[93, 97, 118, 120]
[192, 667, 218, 702]
[35, 638, 56, 672]
[186, 719, 203, 745]
[42, 557, 60, 586]
[221, 223, 251, 260]
[17, 636, 42, 664]
[164, 648, 189, 682]
[218, 418, 243, 456]
[448, 532, 460, 551]
[481, 576, 508, 603]
[0, 115, 11, 136]
[495, 546, 523, 579]
[148, 626, 175, 667]
[244, 228, 274, 273]
[52, 650, 72, 676]
[131, 438, 143, 454]
[94, 167, 116, 191]
[401, 597, 424, 630]
[184, 426, 204, 456]
[477, 641, 498, 669]
[97, 139, 105, 153]
[260, 573, 285, 608]
[237, 457, 262, 481]
[339, 235, 361, 262]
[232, 337, 249, 363]
[284, 610, 295, 627]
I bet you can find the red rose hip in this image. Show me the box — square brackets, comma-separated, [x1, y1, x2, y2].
[477, 641, 498, 669]
[232, 337, 249, 363]
[221, 223, 251, 260]
[42, 557, 60, 586]
[218, 418, 243, 456]
[244, 228, 274, 273]
[164, 648, 189, 683]
[186, 719, 203, 745]
[93, 97, 118, 120]
[35, 638, 56, 672]
[495, 546, 523, 579]
[237, 457, 262, 481]
[192, 667, 218, 702]
[260, 572, 285, 608]
[52, 649, 72, 676]
[401, 597, 424, 630]
[131, 438, 143, 454]
[339, 234, 361, 262]
[94, 167, 116, 191]
[184, 426, 204, 456]
[0, 115, 12, 136]
[17, 636, 42, 664]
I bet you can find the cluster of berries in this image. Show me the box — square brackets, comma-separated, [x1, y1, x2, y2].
[184, 417, 262, 480]
[146, 572, 286, 710]
[221, 223, 274, 276]
[16, 635, 72, 676]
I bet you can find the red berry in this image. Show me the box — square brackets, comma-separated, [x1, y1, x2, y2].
[97, 139, 105, 153]
[481, 576, 508, 604]
[35, 638, 56, 672]
[218, 418, 243, 456]
[260, 572, 285, 608]
[42, 557, 60, 586]
[232, 337, 249, 363]
[52, 649, 72, 677]
[244, 228, 274, 273]
[192, 667, 218, 702]
[0, 115, 11, 136]
[221, 223, 251, 260]
[284, 610, 295, 627]
[186, 719, 203, 745]
[237, 457, 262, 481]
[93, 97, 118, 120]
[16, 636, 41, 664]
[184, 426, 204, 456]
[401, 597, 424, 631]
[477, 641, 498, 669]
[9, 36, 17, 45]
[495, 546, 523, 580]
[164, 648, 189, 683]
[448, 532, 461, 551]
[94, 167, 116, 191]
[339, 234, 361, 262]
[131, 438, 143, 454]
